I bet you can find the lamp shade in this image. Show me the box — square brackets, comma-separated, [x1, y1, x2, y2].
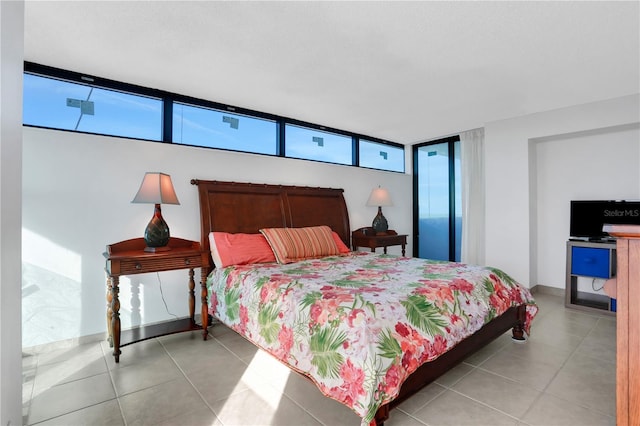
[131, 172, 180, 205]
[131, 173, 179, 251]
[366, 187, 393, 207]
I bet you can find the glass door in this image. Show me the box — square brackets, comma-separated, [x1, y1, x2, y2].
[413, 137, 461, 261]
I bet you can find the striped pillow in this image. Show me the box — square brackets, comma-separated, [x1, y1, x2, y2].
[260, 226, 341, 264]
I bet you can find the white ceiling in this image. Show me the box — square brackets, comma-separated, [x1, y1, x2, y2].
[24, 1, 640, 145]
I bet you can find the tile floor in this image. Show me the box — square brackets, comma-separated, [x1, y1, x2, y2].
[22, 291, 616, 425]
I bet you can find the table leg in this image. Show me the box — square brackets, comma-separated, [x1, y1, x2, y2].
[401, 244, 406, 256]
[188, 268, 195, 326]
[110, 276, 121, 363]
[383, 247, 388, 254]
[201, 268, 209, 340]
[106, 276, 113, 347]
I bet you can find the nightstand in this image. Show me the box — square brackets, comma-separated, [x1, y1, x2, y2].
[104, 237, 210, 363]
[352, 227, 408, 256]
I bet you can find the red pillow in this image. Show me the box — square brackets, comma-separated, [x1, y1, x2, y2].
[208, 232, 276, 268]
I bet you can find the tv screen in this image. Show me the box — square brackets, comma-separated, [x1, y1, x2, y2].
[570, 200, 640, 240]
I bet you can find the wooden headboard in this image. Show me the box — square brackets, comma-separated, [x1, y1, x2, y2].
[191, 180, 351, 265]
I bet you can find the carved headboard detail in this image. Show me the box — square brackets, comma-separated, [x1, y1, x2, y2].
[191, 180, 351, 268]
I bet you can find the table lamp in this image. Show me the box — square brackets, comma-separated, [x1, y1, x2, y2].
[366, 186, 393, 234]
[131, 172, 180, 251]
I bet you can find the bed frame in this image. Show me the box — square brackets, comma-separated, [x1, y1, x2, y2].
[191, 179, 526, 425]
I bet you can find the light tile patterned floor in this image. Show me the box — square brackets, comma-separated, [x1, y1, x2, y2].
[23, 292, 616, 425]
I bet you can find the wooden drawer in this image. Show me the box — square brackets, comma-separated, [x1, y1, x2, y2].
[118, 254, 201, 275]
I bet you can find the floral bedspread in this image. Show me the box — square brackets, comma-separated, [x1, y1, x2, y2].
[207, 252, 538, 425]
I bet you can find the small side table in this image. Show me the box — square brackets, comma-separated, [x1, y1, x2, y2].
[352, 227, 408, 256]
[104, 237, 210, 363]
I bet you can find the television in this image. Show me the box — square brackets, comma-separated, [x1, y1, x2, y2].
[570, 200, 640, 241]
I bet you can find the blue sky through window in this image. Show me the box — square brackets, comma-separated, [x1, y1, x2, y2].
[23, 72, 404, 172]
[360, 139, 404, 172]
[285, 124, 352, 165]
[23, 74, 162, 140]
[172, 102, 276, 155]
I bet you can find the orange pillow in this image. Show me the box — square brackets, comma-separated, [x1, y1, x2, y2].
[260, 226, 341, 264]
[332, 231, 351, 254]
[208, 232, 276, 268]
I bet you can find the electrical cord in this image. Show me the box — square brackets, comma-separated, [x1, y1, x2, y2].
[157, 272, 179, 319]
[592, 277, 605, 292]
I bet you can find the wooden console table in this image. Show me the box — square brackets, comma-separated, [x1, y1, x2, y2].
[603, 224, 640, 425]
[104, 237, 209, 362]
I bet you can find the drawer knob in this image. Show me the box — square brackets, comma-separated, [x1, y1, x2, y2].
[135, 263, 142, 270]
[184, 259, 191, 265]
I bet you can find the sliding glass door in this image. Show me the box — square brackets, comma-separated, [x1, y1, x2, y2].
[413, 137, 461, 261]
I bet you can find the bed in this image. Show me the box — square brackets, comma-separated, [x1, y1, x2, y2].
[191, 179, 537, 425]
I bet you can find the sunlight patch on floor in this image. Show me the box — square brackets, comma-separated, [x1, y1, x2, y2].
[29, 348, 104, 400]
[243, 349, 293, 402]
[216, 349, 293, 423]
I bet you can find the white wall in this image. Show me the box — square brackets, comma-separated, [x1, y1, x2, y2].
[485, 94, 640, 288]
[22, 127, 412, 347]
[24, 94, 640, 348]
[1, 1, 24, 425]
[534, 124, 640, 290]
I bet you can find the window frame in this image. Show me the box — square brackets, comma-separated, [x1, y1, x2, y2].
[358, 138, 405, 173]
[172, 101, 279, 155]
[412, 135, 461, 260]
[23, 61, 404, 172]
[283, 122, 354, 166]
[23, 64, 166, 142]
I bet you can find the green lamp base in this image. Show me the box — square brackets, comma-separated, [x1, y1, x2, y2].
[144, 204, 170, 251]
[371, 206, 389, 233]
